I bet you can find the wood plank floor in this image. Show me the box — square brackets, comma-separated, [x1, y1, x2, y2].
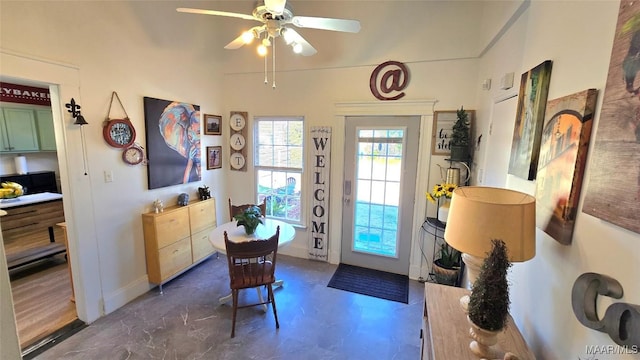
[5, 228, 78, 349]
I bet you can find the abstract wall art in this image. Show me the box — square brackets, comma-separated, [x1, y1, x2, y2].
[508, 60, 553, 180]
[144, 97, 201, 190]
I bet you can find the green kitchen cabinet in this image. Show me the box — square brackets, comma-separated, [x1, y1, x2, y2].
[0, 107, 40, 152]
[35, 109, 56, 151]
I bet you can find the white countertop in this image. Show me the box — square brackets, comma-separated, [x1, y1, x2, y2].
[0, 192, 63, 209]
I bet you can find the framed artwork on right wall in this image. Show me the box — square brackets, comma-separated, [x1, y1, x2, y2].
[508, 60, 553, 180]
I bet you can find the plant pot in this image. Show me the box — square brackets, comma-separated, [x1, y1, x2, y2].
[432, 259, 459, 286]
[467, 316, 502, 358]
[244, 225, 257, 236]
[450, 145, 469, 162]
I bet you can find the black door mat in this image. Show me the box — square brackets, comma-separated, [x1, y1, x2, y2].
[327, 263, 409, 304]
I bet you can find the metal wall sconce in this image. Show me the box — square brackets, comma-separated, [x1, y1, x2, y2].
[572, 272, 640, 348]
[65, 98, 89, 175]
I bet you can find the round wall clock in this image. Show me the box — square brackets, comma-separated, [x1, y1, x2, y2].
[122, 144, 145, 165]
[230, 152, 246, 170]
[230, 113, 246, 131]
[230, 133, 246, 151]
[103, 118, 136, 148]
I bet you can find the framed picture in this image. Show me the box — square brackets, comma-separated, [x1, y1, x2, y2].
[508, 60, 553, 180]
[583, 1, 640, 235]
[431, 110, 474, 156]
[207, 146, 222, 170]
[204, 114, 222, 135]
[143, 97, 201, 190]
[536, 89, 598, 245]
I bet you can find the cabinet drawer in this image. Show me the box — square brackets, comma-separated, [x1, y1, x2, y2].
[189, 199, 216, 234]
[191, 226, 215, 262]
[154, 209, 190, 249]
[158, 237, 192, 281]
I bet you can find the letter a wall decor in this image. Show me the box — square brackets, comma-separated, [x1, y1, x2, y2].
[309, 126, 331, 261]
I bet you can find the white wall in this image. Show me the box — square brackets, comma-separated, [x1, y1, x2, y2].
[1, 0, 227, 325]
[475, 1, 640, 359]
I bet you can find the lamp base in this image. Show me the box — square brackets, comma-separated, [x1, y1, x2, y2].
[461, 253, 484, 288]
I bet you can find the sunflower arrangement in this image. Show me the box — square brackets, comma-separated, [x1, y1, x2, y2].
[426, 183, 458, 203]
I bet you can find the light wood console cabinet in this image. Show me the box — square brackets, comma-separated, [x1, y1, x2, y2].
[142, 198, 216, 292]
[421, 282, 534, 360]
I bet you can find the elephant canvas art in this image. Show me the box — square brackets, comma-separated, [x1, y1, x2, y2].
[144, 97, 201, 189]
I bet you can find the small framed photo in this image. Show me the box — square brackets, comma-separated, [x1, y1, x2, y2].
[204, 114, 222, 135]
[206, 146, 222, 170]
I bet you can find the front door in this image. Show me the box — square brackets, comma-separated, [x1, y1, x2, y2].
[341, 116, 420, 275]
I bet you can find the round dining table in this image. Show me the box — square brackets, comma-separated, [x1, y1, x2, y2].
[210, 218, 295, 252]
[209, 218, 296, 305]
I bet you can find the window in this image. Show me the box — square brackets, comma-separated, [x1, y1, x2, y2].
[254, 116, 304, 224]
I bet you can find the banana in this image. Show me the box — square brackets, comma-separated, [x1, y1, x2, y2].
[2, 181, 23, 190]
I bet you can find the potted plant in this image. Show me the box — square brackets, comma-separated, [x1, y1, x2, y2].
[432, 242, 461, 286]
[467, 239, 512, 358]
[450, 106, 471, 161]
[233, 205, 264, 235]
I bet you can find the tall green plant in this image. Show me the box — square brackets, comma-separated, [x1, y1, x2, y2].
[451, 106, 470, 147]
[468, 239, 512, 331]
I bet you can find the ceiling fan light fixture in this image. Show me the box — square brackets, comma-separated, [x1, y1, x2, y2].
[282, 28, 294, 44]
[292, 43, 303, 54]
[257, 43, 268, 56]
[241, 30, 255, 44]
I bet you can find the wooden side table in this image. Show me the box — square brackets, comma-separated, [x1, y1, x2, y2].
[421, 282, 535, 360]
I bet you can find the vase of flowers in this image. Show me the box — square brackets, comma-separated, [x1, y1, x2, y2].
[426, 182, 458, 223]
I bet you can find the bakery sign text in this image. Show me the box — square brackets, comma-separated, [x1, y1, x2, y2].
[0, 82, 51, 106]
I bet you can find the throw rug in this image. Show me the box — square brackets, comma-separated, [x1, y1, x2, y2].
[327, 263, 409, 304]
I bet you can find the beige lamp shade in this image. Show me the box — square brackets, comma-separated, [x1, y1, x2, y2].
[444, 186, 536, 262]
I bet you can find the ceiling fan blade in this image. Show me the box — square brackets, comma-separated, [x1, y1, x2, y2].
[176, 7, 256, 21]
[224, 34, 247, 50]
[224, 26, 265, 50]
[284, 28, 317, 56]
[291, 16, 361, 33]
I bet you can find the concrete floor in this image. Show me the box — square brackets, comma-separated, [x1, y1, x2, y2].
[34, 254, 424, 360]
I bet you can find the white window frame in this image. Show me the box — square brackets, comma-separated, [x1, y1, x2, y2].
[254, 116, 305, 225]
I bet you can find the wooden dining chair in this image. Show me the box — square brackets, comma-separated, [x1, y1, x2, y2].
[228, 198, 267, 221]
[224, 226, 280, 338]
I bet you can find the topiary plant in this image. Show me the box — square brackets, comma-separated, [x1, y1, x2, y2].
[450, 106, 471, 161]
[468, 239, 512, 331]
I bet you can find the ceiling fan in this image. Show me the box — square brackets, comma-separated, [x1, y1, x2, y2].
[176, 0, 361, 58]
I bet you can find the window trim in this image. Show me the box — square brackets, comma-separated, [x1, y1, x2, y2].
[253, 116, 305, 226]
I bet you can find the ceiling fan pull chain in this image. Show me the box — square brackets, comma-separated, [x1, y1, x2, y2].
[264, 50, 268, 85]
[272, 40, 276, 89]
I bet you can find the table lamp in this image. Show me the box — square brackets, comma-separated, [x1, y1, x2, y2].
[443, 186, 536, 309]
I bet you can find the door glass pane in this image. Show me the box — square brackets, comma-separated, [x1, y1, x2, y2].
[353, 128, 403, 257]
